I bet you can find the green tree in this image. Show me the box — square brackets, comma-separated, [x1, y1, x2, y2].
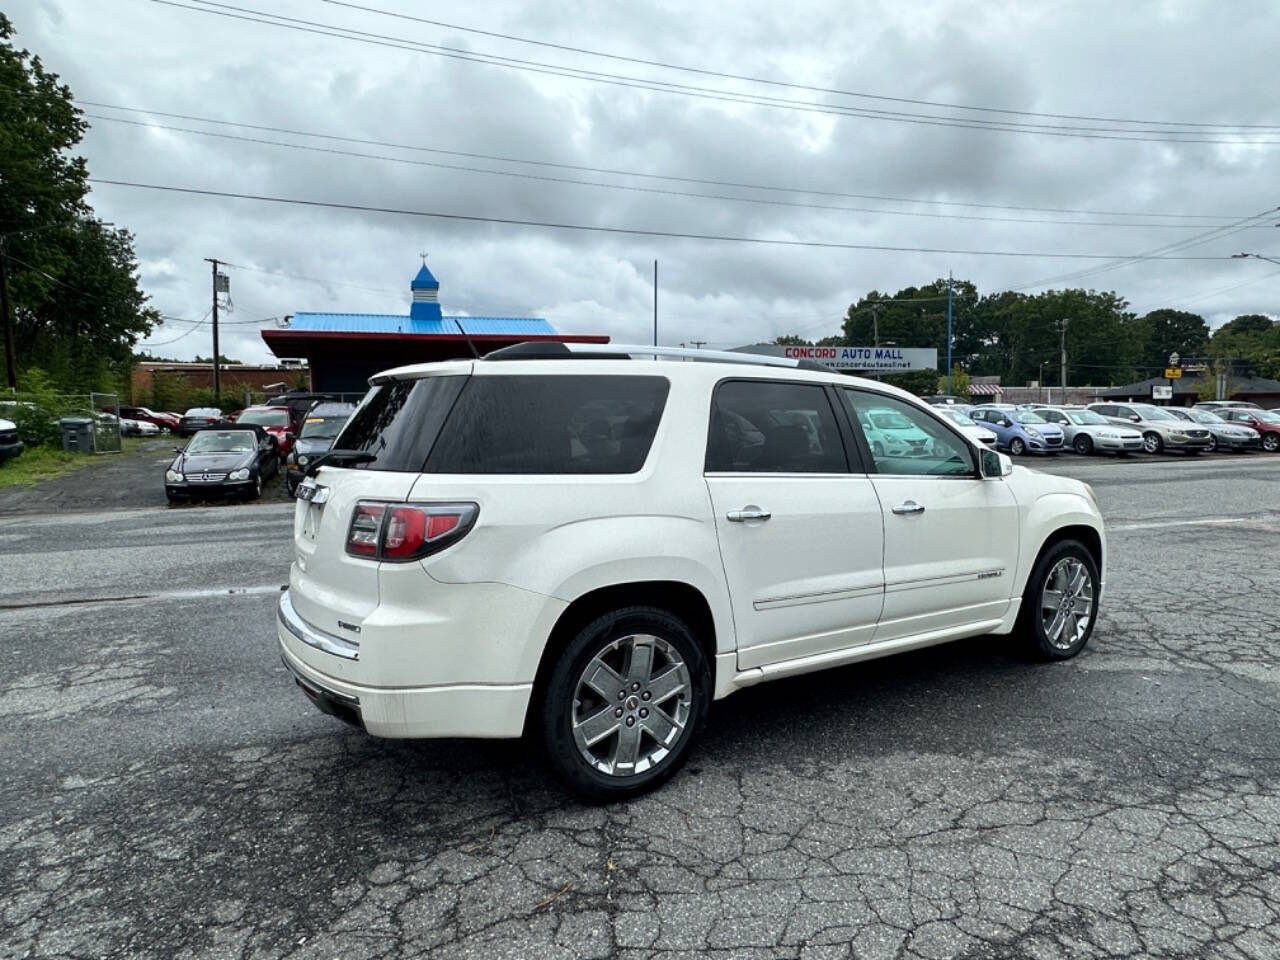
[939, 366, 971, 399]
[1139, 309, 1209, 370]
[968, 288, 1142, 386]
[771, 335, 811, 346]
[0, 13, 156, 389]
[1208, 314, 1280, 379]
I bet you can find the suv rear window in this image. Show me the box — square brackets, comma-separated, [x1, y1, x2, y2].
[333, 377, 467, 471]
[425, 375, 669, 474]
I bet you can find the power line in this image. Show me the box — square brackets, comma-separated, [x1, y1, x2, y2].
[81, 102, 1249, 221]
[87, 112, 1267, 231]
[86, 178, 1250, 260]
[1010, 207, 1280, 291]
[320, 0, 1280, 133]
[152, 2, 1280, 146]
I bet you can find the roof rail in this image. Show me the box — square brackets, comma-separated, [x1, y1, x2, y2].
[483, 341, 830, 372]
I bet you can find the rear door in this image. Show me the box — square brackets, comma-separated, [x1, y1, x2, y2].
[840, 390, 1020, 641]
[704, 379, 885, 670]
[289, 374, 466, 631]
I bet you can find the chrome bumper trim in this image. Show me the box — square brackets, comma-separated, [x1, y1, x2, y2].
[278, 589, 359, 660]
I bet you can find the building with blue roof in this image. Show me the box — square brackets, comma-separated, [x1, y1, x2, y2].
[263, 263, 607, 392]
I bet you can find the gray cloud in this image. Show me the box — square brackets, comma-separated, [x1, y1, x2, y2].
[11, 0, 1280, 365]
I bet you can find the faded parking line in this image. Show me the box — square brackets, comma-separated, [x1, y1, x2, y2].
[1110, 516, 1259, 531]
[0, 583, 284, 612]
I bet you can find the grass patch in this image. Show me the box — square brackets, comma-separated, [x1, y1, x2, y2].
[0, 436, 156, 490]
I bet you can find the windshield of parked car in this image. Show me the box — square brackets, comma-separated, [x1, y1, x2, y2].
[184, 407, 221, 418]
[1132, 404, 1175, 421]
[941, 409, 978, 427]
[1186, 409, 1222, 424]
[1015, 411, 1046, 424]
[868, 411, 915, 431]
[1066, 411, 1109, 425]
[300, 416, 347, 440]
[1252, 411, 1280, 423]
[185, 430, 256, 454]
[236, 408, 290, 427]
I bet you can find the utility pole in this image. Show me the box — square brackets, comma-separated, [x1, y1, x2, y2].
[945, 273, 953, 394]
[652, 259, 658, 348]
[205, 258, 221, 403]
[0, 244, 15, 390]
[1060, 315, 1068, 402]
[871, 303, 880, 348]
[690, 339, 706, 350]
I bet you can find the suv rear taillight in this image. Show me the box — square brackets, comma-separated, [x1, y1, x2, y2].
[345, 502, 479, 562]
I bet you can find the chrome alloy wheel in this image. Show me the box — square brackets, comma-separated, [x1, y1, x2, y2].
[1040, 557, 1095, 651]
[571, 633, 692, 777]
[1143, 433, 1161, 454]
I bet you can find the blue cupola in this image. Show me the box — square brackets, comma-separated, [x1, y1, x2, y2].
[409, 263, 443, 323]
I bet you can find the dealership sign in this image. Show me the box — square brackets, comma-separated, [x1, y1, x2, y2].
[741, 344, 939, 372]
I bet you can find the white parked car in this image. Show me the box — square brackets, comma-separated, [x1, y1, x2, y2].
[279, 344, 1106, 800]
[1028, 406, 1144, 455]
[937, 407, 997, 447]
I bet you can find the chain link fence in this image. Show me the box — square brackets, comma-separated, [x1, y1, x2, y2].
[0, 391, 122, 453]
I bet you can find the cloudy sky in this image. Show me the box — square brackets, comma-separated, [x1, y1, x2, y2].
[10, 0, 1280, 363]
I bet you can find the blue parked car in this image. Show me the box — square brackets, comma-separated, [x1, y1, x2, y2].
[970, 405, 1064, 455]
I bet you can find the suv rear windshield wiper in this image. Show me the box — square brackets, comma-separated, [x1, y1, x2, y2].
[303, 449, 377, 477]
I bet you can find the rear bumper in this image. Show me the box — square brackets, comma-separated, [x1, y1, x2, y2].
[0, 440, 24, 460]
[278, 626, 532, 738]
[276, 583, 560, 738]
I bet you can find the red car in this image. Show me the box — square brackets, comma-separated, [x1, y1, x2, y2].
[1220, 408, 1280, 452]
[119, 406, 181, 432]
[233, 406, 297, 457]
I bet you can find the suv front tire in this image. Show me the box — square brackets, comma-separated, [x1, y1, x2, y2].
[539, 606, 711, 802]
[1020, 540, 1100, 661]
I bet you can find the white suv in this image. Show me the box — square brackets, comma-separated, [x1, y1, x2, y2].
[278, 344, 1106, 800]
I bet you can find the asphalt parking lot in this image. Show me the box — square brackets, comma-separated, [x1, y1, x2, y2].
[3, 455, 1280, 959]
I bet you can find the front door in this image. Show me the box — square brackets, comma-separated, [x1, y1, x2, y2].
[841, 390, 1021, 641]
[704, 379, 885, 671]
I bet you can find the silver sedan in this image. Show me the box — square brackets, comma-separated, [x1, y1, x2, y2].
[1029, 406, 1145, 455]
[1166, 407, 1260, 452]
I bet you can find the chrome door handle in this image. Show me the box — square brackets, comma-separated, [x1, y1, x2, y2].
[891, 500, 925, 515]
[727, 507, 771, 522]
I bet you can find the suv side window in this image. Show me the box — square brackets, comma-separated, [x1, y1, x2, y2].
[705, 380, 847, 473]
[842, 391, 975, 477]
[426, 375, 670, 475]
[1115, 406, 1135, 419]
[1039, 409, 1067, 424]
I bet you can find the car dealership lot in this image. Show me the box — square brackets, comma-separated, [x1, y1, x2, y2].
[3, 457, 1280, 959]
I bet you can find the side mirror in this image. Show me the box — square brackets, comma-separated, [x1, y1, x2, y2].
[1129, 415, 1140, 422]
[173, 446, 184, 455]
[999, 418, 1013, 428]
[981, 449, 1013, 478]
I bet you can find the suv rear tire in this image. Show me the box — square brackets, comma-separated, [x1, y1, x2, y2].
[539, 606, 711, 802]
[1019, 540, 1099, 661]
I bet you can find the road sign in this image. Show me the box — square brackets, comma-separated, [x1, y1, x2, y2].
[1152, 385, 1173, 399]
[1164, 367, 1182, 379]
[740, 344, 939, 372]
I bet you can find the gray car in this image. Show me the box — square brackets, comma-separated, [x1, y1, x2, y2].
[1166, 407, 1260, 453]
[1086, 402, 1213, 455]
[1029, 406, 1144, 455]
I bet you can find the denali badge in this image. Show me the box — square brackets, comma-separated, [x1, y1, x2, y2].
[337, 620, 362, 634]
[976, 569, 1004, 580]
